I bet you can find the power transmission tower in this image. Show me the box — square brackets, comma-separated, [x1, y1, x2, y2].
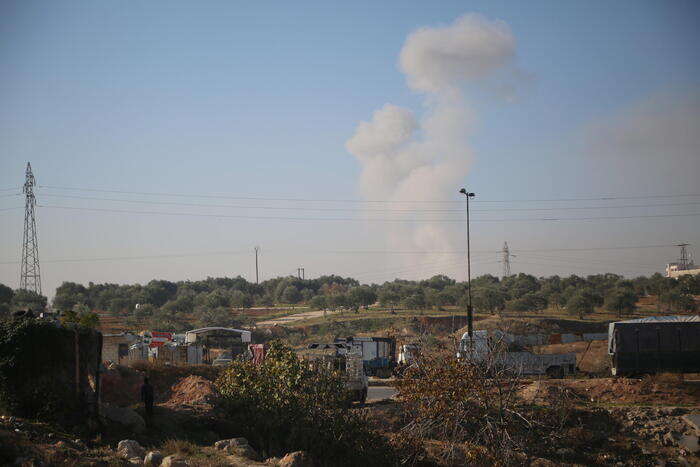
[677, 243, 690, 270]
[501, 242, 515, 278]
[20, 162, 41, 295]
[254, 246, 260, 284]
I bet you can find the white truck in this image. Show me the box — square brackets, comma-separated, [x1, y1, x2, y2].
[458, 330, 576, 378]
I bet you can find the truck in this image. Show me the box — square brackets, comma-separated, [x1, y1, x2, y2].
[306, 343, 368, 404]
[608, 315, 700, 376]
[333, 336, 396, 378]
[458, 330, 576, 378]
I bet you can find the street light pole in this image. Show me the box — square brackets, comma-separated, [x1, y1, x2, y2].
[459, 188, 475, 341]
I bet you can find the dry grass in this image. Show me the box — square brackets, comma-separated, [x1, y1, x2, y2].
[161, 439, 199, 456]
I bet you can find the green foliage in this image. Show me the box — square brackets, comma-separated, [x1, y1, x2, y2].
[216, 341, 396, 465]
[566, 289, 599, 319]
[473, 286, 507, 314]
[309, 295, 327, 310]
[604, 287, 638, 318]
[0, 319, 100, 426]
[61, 308, 100, 328]
[11, 289, 47, 312]
[281, 285, 301, 304]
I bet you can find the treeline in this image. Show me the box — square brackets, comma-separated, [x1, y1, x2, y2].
[1, 272, 698, 331]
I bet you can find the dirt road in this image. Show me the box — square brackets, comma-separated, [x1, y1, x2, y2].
[257, 309, 340, 326]
[367, 386, 397, 402]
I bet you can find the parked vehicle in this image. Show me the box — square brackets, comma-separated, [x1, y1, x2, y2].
[458, 330, 576, 378]
[306, 343, 368, 403]
[608, 315, 700, 376]
[334, 336, 396, 378]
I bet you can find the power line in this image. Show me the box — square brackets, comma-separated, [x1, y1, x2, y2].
[35, 193, 700, 213]
[38, 185, 700, 204]
[36, 204, 700, 223]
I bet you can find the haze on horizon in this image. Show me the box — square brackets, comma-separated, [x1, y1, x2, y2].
[1, 1, 699, 297]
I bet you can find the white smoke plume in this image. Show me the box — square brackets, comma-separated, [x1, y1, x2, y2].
[345, 14, 520, 276]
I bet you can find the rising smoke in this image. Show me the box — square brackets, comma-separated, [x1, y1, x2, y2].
[345, 14, 520, 275]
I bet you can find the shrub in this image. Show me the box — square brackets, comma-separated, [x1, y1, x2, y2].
[215, 341, 396, 465]
[395, 347, 574, 465]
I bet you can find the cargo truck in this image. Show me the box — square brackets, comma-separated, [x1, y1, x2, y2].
[334, 336, 397, 378]
[608, 315, 700, 376]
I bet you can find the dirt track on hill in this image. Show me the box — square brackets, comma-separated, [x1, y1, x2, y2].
[257, 309, 340, 326]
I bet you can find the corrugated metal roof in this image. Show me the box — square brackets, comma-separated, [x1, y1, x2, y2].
[612, 315, 700, 324]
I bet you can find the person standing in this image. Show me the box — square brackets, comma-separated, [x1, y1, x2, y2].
[140, 376, 154, 424]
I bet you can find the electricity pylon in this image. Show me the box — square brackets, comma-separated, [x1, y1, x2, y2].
[20, 162, 41, 294]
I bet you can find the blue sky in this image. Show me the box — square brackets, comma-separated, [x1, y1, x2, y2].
[1, 1, 699, 296]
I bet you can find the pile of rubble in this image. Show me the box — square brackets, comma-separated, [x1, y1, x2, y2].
[609, 407, 700, 457]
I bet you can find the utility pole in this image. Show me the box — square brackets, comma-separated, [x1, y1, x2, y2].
[254, 246, 260, 284]
[501, 242, 514, 278]
[459, 188, 475, 341]
[677, 243, 690, 270]
[20, 162, 41, 295]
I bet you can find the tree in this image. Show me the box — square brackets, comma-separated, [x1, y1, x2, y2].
[230, 290, 253, 308]
[0, 284, 13, 318]
[281, 285, 302, 304]
[377, 289, 400, 311]
[472, 286, 506, 314]
[604, 287, 638, 318]
[309, 295, 327, 310]
[11, 290, 47, 312]
[506, 292, 547, 313]
[660, 289, 696, 313]
[566, 289, 596, 319]
[347, 286, 377, 312]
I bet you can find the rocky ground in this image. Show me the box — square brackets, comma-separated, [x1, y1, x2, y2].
[2, 362, 699, 466]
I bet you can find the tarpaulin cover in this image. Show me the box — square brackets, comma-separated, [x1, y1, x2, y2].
[608, 315, 700, 354]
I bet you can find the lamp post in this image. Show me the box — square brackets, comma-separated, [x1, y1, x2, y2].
[459, 188, 475, 341]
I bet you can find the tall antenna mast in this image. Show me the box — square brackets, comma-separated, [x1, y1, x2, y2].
[254, 246, 260, 284]
[20, 162, 41, 294]
[501, 242, 514, 278]
[677, 243, 690, 270]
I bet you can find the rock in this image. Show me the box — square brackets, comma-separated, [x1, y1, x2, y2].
[683, 414, 700, 435]
[128, 458, 143, 465]
[117, 440, 146, 460]
[530, 459, 557, 467]
[678, 435, 699, 454]
[278, 451, 313, 467]
[662, 431, 680, 447]
[215, 438, 260, 461]
[144, 451, 164, 466]
[103, 405, 146, 434]
[161, 455, 188, 467]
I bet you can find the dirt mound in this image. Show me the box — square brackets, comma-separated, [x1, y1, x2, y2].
[165, 375, 222, 409]
[567, 376, 700, 406]
[517, 380, 582, 404]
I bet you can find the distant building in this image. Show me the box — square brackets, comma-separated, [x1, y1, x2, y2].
[102, 332, 139, 364]
[666, 262, 700, 278]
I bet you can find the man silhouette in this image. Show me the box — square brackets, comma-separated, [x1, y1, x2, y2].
[140, 376, 154, 424]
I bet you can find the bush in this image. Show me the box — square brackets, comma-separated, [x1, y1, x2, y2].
[215, 341, 396, 465]
[0, 319, 101, 427]
[395, 348, 574, 465]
